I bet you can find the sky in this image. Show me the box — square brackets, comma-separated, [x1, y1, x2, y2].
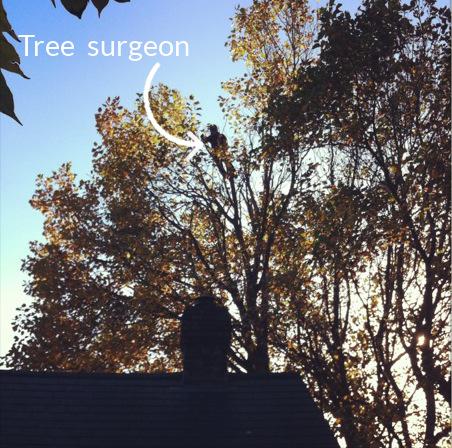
[0, 0, 367, 357]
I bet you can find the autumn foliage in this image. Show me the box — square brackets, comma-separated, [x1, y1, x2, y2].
[3, 0, 450, 447]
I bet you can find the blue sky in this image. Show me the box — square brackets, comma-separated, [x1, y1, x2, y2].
[0, 0, 368, 356]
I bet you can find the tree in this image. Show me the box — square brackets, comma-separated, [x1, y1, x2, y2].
[270, 0, 450, 446]
[4, 0, 317, 374]
[3, 0, 450, 446]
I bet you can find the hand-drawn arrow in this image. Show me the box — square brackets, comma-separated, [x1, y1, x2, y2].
[143, 63, 204, 159]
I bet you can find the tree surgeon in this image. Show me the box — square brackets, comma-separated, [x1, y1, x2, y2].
[201, 124, 228, 149]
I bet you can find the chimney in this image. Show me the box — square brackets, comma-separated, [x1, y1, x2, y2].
[180, 296, 232, 382]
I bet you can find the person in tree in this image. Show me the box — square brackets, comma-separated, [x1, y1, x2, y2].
[201, 124, 234, 177]
[201, 124, 228, 149]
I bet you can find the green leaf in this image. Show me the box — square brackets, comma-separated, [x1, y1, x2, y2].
[0, 70, 21, 124]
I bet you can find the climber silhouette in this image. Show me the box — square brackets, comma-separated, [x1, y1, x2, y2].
[201, 124, 228, 149]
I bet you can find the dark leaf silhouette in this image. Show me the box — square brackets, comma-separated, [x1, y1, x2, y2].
[92, 0, 109, 16]
[0, 0, 24, 124]
[60, 0, 89, 19]
[53, 0, 130, 18]
[0, 70, 21, 124]
[0, 1, 19, 41]
[0, 33, 20, 67]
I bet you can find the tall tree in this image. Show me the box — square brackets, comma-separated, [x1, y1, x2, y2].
[270, 0, 451, 446]
[5, 0, 317, 374]
[3, 0, 450, 446]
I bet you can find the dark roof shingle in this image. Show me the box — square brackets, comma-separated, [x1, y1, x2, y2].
[0, 370, 338, 448]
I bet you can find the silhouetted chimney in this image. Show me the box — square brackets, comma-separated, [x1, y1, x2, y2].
[180, 296, 232, 382]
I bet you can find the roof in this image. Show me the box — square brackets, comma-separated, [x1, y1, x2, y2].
[0, 370, 339, 448]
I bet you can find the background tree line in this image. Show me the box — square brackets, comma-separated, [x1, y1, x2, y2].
[3, 0, 450, 447]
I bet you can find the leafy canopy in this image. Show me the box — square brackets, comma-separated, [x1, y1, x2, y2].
[3, 0, 451, 447]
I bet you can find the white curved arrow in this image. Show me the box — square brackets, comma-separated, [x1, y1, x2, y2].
[143, 63, 204, 159]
